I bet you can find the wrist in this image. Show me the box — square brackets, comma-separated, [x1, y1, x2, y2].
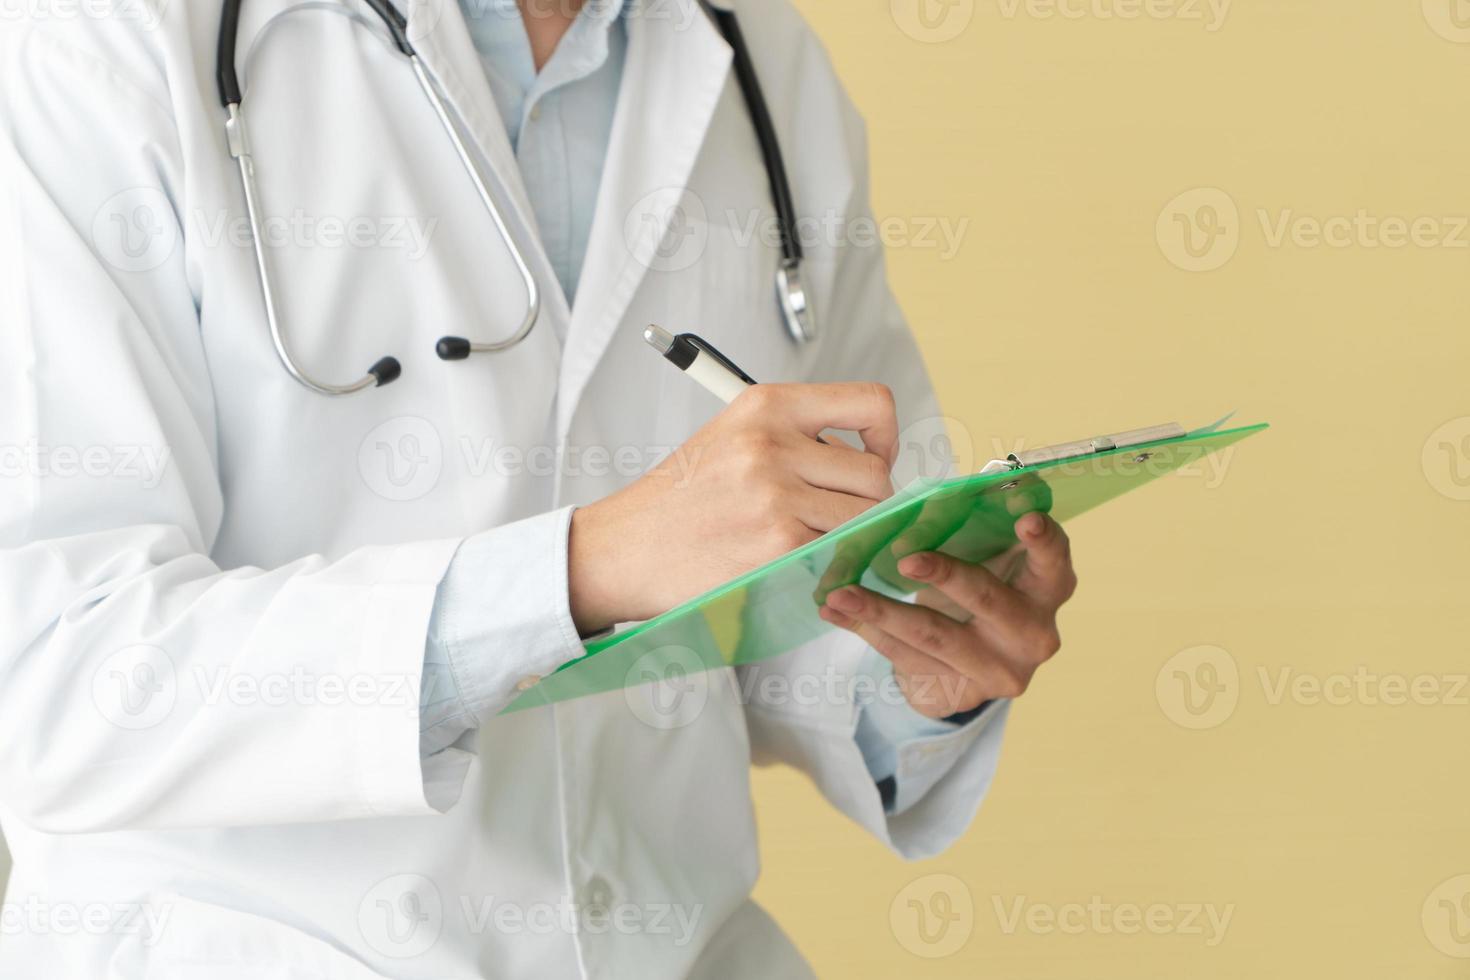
[567, 503, 630, 635]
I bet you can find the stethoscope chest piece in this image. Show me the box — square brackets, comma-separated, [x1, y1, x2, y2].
[776, 260, 815, 345]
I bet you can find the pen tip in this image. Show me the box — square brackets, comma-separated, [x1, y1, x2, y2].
[643, 324, 674, 355]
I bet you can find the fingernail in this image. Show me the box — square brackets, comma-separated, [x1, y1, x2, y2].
[899, 553, 936, 578]
[1019, 513, 1045, 537]
[826, 587, 862, 613]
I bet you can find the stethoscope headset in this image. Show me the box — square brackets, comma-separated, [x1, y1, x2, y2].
[216, 0, 812, 396]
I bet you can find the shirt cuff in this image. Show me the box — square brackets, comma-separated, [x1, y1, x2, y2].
[854, 647, 999, 816]
[419, 506, 585, 748]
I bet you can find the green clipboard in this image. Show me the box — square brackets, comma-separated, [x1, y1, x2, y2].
[501, 420, 1267, 713]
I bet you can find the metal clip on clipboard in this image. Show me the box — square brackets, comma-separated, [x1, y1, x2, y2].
[979, 422, 1189, 481]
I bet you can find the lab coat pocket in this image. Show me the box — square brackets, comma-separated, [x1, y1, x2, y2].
[107, 895, 392, 980]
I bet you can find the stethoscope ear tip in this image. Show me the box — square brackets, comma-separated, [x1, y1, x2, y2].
[436, 337, 472, 361]
[369, 357, 402, 386]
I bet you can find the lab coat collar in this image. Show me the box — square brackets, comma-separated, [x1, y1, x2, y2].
[554, 0, 733, 439]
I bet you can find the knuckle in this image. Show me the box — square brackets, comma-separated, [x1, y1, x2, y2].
[969, 583, 998, 611]
[865, 453, 892, 494]
[1032, 624, 1062, 660]
[926, 555, 955, 586]
[915, 623, 948, 654]
[734, 383, 778, 413]
[1059, 570, 1079, 601]
[866, 382, 896, 415]
[1031, 518, 1058, 547]
[995, 669, 1027, 699]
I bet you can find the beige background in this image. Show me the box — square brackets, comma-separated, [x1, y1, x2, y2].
[3, 1, 1467, 975]
[750, 0, 1470, 976]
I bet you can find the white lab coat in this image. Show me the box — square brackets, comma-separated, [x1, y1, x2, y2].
[0, 0, 1009, 975]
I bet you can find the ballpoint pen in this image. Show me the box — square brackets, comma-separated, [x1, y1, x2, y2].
[642, 324, 757, 404]
[644, 325, 832, 449]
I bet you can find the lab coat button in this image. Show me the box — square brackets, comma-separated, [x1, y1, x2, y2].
[529, 104, 543, 122]
[515, 675, 541, 691]
[584, 875, 613, 923]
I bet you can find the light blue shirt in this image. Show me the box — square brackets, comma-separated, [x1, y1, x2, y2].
[462, 0, 625, 304]
[420, 0, 986, 813]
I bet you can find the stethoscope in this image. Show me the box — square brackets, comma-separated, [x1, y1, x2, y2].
[216, 0, 813, 397]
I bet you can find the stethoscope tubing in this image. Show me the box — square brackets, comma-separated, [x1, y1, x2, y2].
[215, 0, 812, 396]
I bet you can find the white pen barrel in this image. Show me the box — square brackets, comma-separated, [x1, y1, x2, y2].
[687, 352, 753, 404]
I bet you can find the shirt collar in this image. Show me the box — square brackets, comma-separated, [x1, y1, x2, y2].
[461, 0, 628, 96]
[528, 0, 627, 101]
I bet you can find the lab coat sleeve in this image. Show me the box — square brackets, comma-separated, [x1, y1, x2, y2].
[0, 26, 582, 833]
[738, 9, 1011, 860]
[853, 647, 1002, 816]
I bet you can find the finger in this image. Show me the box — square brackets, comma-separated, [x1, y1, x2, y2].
[820, 605, 950, 678]
[1012, 512, 1076, 605]
[789, 437, 895, 502]
[792, 486, 882, 534]
[895, 551, 1028, 631]
[824, 585, 974, 673]
[980, 542, 1026, 585]
[819, 606, 968, 717]
[747, 382, 899, 466]
[900, 550, 1065, 679]
[889, 492, 974, 556]
[914, 587, 971, 623]
[819, 605, 1020, 712]
[813, 513, 895, 602]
